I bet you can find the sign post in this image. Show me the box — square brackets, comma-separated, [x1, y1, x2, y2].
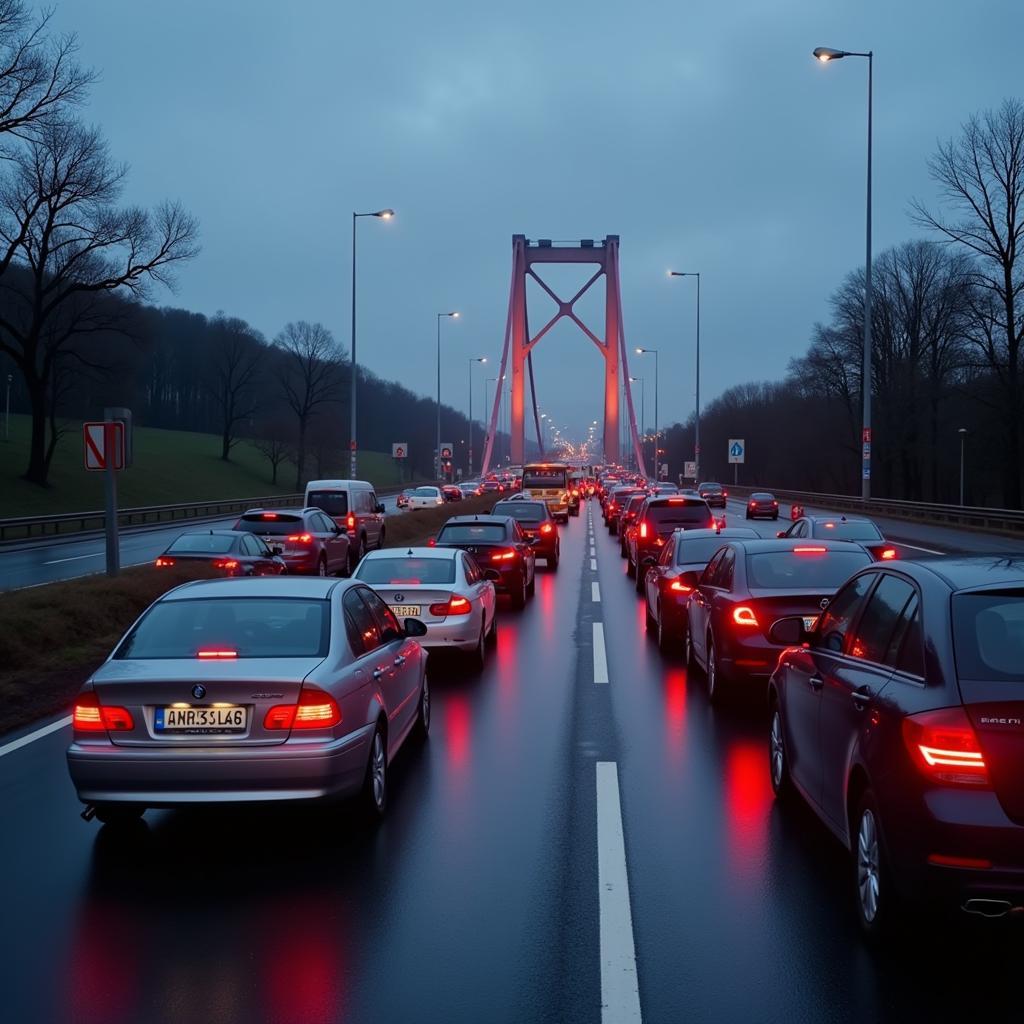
[85, 417, 127, 576]
[392, 442, 407, 484]
[684, 460, 696, 479]
[728, 438, 745, 487]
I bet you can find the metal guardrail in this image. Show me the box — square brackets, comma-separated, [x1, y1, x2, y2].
[727, 485, 1024, 535]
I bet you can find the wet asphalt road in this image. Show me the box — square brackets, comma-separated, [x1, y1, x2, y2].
[2, 498, 1024, 1023]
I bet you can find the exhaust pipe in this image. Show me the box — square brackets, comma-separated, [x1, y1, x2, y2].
[963, 898, 1013, 918]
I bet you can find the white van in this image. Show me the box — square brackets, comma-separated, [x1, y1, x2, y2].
[304, 479, 386, 571]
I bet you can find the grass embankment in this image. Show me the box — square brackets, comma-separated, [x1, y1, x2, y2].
[0, 494, 496, 736]
[0, 414, 405, 518]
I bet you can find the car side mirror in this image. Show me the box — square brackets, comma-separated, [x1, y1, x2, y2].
[376, 502, 386, 513]
[768, 617, 805, 645]
[776, 530, 787, 539]
[482, 568, 501, 582]
[404, 618, 428, 638]
[642, 556, 657, 567]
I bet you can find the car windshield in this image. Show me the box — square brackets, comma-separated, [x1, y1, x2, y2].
[675, 537, 730, 564]
[647, 502, 711, 527]
[953, 592, 1024, 682]
[746, 550, 871, 589]
[522, 468, 567, 489]
[236, 513, 303, 536]
[437, 523, 507, 543]
[168, 534, 238, 554]
[115, 598, 329, 659]
[492, 502, 546, 523]
[817, 521, 883, 541]
[306, 491, 348, 517]
[413, 487, 439, 496]
[357, 557, 456, 585]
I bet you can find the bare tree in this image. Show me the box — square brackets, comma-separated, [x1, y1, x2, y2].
[274, 321, 344, 489]
[0, 120, 198, 484]
[913, 99, 1024, 506]
[252, 413, 295, 487]
[206, 314, 264, 461]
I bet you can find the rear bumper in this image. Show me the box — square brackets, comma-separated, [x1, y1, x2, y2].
[67, 725, 373, 806]
[421, 612, 484, 651]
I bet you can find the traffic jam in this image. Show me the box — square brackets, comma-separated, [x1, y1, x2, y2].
[65, 461, 1024, 944]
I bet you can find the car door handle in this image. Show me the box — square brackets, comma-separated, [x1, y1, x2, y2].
[808, 675, 824, 691]
[851, 688, 871, 710]
[393, 655, 406, 667]
[372, 669, 385, 681]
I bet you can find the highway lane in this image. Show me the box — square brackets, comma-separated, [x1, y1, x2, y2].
[0, 496, 405, 592]
[3, 500, 1024, 1023]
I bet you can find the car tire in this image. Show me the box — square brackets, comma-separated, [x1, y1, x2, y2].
[317, 556, 328, 577]
[852, 790, 897, 940]
[626, 556, 636, 579]
[706, 633, 728, 705]
[745, 512, 751, 520]
[645, 597, 657, 632]
[347, 539, 362, 576]
[768, 700, 793, 800]
[469, 623, 486, 671]
[414, 675, 431, 739]
[362, 725, 388, 820]
[377, 527, 386, 549]
[526, 568, 536, 597]
[658, 607, 679, 654]
[93, 803, 145, 826]
[685, 628, 698, 673]
[548, 551, 559, 571]
[486, 611, 498, 645]
[510, 573, 527, 610]
[635, 565, 644, 594]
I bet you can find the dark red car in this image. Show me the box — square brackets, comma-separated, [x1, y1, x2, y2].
[746, 492, 780, 520]
[155, 529, 286, 576]
[442, 485, 463, 502]
[234, 508, 350, 577]
[604, 486, 643, 535]
[492, 499, 560, 569]
[618, 493, 648, 557]
[627, 495, 717, 588]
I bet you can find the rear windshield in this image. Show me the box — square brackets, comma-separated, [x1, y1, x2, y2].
[306, 491, 348, 517]
[437, 523, 507, 542]
[115, 598, 329, 659]
[357, 557, 456, 585]
[523, 468, 567, 489]
[699, 483, 722, 492]
[493, 502, 546, 522]
[237, 513, 302, 536]
[746, 550, 871, 589]
[953, 592, 1024, 682]
[168, 534, 237, 554]
[817, 521, 882, 541]
[675, 537, 729, 564]
[414, 487, 440, 496]
[751, 493, 775, 501]
[648, 502, 711, 527]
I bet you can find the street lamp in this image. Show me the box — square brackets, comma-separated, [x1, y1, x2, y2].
[635, 348, 659, 480]
[349, 208, 394, 477]
[468, 356, 486, 477]
[629, 376, 645, 472]
[436, 311, 459, 479]
[669, 271, 701, 482]
[813, 44, 874, 499]
[959, 428, 968, 506]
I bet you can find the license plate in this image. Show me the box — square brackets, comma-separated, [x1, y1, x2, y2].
[155, 706, 248, 733]
[802, 616, 819, 632]
[391, 605, 421, 617]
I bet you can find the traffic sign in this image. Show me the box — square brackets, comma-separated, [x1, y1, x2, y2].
[728, 439, 745, 464]
[684, 460, 697, 478]
[392, 442, 407, 459]
[439, 443, 453, 460]
[83, 421, 124, 471]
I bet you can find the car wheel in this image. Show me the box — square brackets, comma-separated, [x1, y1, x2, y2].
[685, 629, 698, 672]
[347, 539, 361, 575]
[658, 608, 679, 654]
[93, 803, 145, 826]
[469, 623, 486, 671]
[414, 675, 431, 739]
[317, 556, 328, 577]
[526, 568, 536, 597]
[626, 556, 636, 578]
[362, 726, 387, 820]
[853, 791, 897, 939]
[377, 527, 386, 549]
[619, 538, 627, 557]
[486, 611, 498, 645]
[707, 633, 727, 705]
[635, 565, 644, 594]
[510, 573, 527, 610]
[768, 701, 793, 799]
[745, 512, 751, 520]
[645, 597, 657, 632]
[548, 550, 559, 570]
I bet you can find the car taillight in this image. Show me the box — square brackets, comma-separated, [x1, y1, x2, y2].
[639, 521, 649, 539]
[540, 523, 554, 534]
[903, 707, 989, 785]
[287, 533, 313, 544]
[732, 606, 759, 627]
[261, 513, 278, 520]
[197, 649, 238, 659]
[572, 489, 579, 496]
[212, 559, 239, 570]
[155, 557, 175, 567]
[72, 691, 134, 733]
[427, 537, 436, 547]
[264, 685, 342, 731]
[880, 548, 897, 560]
[723, 490, 728, 498]
[669, 580, 693, 594]
[491, 549, 517, 562]
[429, 595, 473, 616]
[346, 513, 356, 531]
[793, 546, 827, 554]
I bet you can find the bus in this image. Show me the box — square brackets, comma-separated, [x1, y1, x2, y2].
[521, 462, 570, 522]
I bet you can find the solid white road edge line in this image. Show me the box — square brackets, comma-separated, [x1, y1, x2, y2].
[596, 761, 643, 1023]
[896, 541, 945, 555]
[0, 715, 72, 758]
[43, 553, 101, 565]
[593, 622, 609, 684]
[592, 582, 601, 602]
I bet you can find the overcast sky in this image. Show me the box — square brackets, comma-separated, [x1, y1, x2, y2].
[50, 0, 1023, 445]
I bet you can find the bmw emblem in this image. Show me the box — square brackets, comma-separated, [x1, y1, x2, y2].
[819, 598, 830, 610]
[192, 684, 207, 700]
[394, 593, 404, 602]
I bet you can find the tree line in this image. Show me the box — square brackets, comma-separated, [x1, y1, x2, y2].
[660, 98, 1024, 509]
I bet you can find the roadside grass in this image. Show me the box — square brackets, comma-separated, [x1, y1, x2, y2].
[0, 494, 496, 737]
[0, 414, 404, 518]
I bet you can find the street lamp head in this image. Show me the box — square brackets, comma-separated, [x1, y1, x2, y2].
[958, 427, 968, 435]
[375, 208, 395, 219]
[813, 46, 846, 62]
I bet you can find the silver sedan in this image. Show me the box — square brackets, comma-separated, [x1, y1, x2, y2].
[66, 576, 430, 825]
[354, 546, 498, 667]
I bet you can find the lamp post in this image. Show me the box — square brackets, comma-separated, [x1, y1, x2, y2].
[636, 348, 659, 480]
[959, 428, 968, 506]
[813, 45, 873, 500]
[4, 372, 11, 442]
[629, 375, 644, 472]
[668, 270, 701, 482]
[349, 208, 393, 478]
[468, 356, 486, 477]
[436, 311, 459, 479]
[540, 412, 549, 455]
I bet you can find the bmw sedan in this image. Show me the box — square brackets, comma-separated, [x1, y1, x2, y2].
[155, 530, 286, 576]
[355, 546, 498, 667]
[67, 577, 430, 825]
[767, 556, 1024, 936]
[778, 514, 898, 562]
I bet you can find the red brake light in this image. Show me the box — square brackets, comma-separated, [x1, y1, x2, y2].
[880, 548, 897, 560]
[73, 691, 134, 732]
[639, 521, 649, 539]
[155, 557, 175, 567]
[540, 523, 554, 534]
[264, 685, 342, 731]
[491, 549, 517, 562]
[903, 707, 988, 785]
[212, 559, 239, 570]
[261, 513, 278, 520]
[427, 537, 436, 547]
[732, 606, 759, 627]
[723, 490, 728, 498]
[286, 533, 313, 544]
[429, 595, 473, 616]
[668, 580, 693, 594]
[793, 546, 827, 554]
[346, 513, 356, 530]
[197, 649, 238, 659]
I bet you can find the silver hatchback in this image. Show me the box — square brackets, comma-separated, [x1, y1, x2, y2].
[67, 576, 430, 825]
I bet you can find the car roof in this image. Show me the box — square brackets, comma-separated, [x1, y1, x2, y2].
[176, 528, 248, 537]
[241, 508, 306, 517]
[807, 514, 872, 524]
[724, 538, 871, 554]
[645, 494, 706, 505]
[674, 527, 758, 540]
[441, 514, 515, 526]
[894, 555, 1024, 592]
[305, 479, 373, 489]
[494, 498, 546, 510]
[362, 546, 457, 560]
[161, 576, 349, 601]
